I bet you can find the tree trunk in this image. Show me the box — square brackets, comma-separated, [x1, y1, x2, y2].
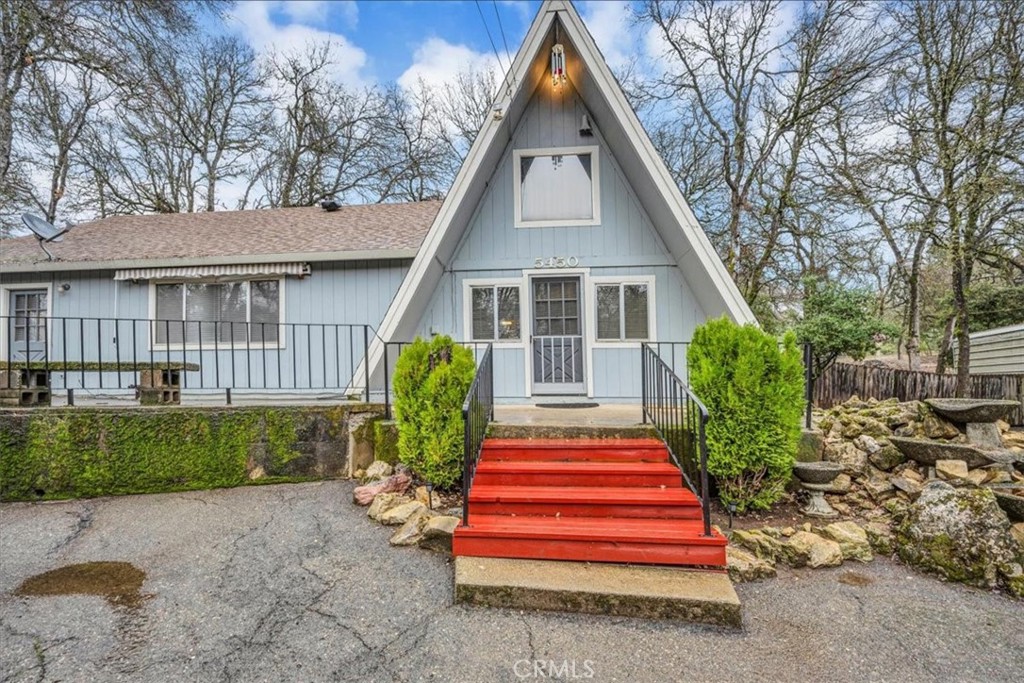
[905, 260, 922, 371]
[951, 257, 971, 396]
[935, 314, 956, 375]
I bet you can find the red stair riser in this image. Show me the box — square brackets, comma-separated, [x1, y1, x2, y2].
[469, 501, 702, 519]
[481, 447, 669, 462]
[452, 536, 727, 567]
[472, 472, 680, 487]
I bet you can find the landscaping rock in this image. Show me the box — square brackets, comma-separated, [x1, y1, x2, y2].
[364, 460, 394, 481]
[1010, 523, 1024, 550]
[727, 546, 777, 583]
[248, 466, 266, 480]
[936, 459, 969, 482]
[367, 493, 411, 522]
[864, 522, 894, 555]
[419, 515, 460, 553]
[919, 413, 961, 440]
[797, 429, 825, 463]
[895, 481, 1023, 594]
[380, 500, 427, 526]
[966, 422, 1004, 450]
[389, 509, 434, 546]
[888, 438, 992, 469]
[824, 441, 868, 476]
[823, 473, 852, 494]
[987, 469, 1013, 484]
[781, 531, 844, 569]
[863, 477, 896, 503]
[730, 529, 785, 562]
[414, 485, 442, 509]
[854, 435, 881, 455]
[890, 476, 923, 499]
[965, 469, 988, 487]
[868, 444, 905, 472]
[924, 398, 1020, 424]
[820, 521, 873, 563]
[352, 471, 412, 505]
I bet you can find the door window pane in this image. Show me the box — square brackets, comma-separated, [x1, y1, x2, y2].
[519, 152, 595, 223]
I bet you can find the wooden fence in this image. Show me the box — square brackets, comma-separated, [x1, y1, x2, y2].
[813, 362, 1024, 426]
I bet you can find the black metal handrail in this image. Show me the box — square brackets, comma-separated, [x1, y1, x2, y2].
[640, 342, 712, 537]
[1, 315, 373, 399]
[461, 343, 494, 527]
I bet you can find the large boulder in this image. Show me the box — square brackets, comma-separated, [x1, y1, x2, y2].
[895, 481, 1023, 593]
[380, 500, 427, 526]
[353, 471, 411, 505]
[389, 509, 434, 546]
[780, 531, 844, 569]
[820, 521, 873, 563]
[364, 460, 394, 481]
[730, 529, 785, 562]
[367, 493, 411, 521]
[868, 444, 905, 472]
[419, 515, 460, 553]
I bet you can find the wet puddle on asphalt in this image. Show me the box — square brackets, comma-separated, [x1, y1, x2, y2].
[15, 561, 148, 608]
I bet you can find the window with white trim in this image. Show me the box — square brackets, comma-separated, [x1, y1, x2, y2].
[154, 280, 280, 345]
[596, 283, 650, 341]
[514, 146, 600, 227]
[470, 285, 521, 341]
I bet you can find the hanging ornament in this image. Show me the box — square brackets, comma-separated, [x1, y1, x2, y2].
[551, 43, 566, 88]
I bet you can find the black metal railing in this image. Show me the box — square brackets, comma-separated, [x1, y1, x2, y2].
[1, 315, 373, 400]
[461, 344, 494, 527]
[640, 342, 712, 537]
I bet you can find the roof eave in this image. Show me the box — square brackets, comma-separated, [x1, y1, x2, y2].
[0, 248, 420, 273]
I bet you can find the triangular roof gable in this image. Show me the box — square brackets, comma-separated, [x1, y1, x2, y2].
[364, 0, 754, 383]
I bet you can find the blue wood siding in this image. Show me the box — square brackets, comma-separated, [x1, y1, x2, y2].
[413, 79, 706, 399]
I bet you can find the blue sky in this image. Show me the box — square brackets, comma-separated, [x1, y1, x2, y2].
[222, 1, 639, 88]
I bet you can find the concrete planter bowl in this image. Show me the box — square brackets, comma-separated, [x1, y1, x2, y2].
[924, 398, 1021, 424]
[792, 461, 844, 485]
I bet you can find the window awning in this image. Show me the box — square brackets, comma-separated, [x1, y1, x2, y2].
[114, 262, 311, 281]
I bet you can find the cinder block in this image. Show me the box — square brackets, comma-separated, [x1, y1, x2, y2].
[0, 371, 23, 389]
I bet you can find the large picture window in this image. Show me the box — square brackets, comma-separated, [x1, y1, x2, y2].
[514, 146, 600, 227]
[153, 279, 281, 346]
[595, 282, 650, 342]
[469, 284, 521, 341]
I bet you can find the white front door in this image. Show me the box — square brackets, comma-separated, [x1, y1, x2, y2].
[7, 289, 49, 361]
[530, 276, 585, 395]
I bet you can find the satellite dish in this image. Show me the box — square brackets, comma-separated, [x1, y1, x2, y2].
[21, 214, 69, 260]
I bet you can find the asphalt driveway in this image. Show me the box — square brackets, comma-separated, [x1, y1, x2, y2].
[1, 481, 1022, 683]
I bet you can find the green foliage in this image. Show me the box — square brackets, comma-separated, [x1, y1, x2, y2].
[966, 282, 1024, 332]
[688, 318, 805, 512]
[794, 278, 896, 377]
[392, 336, 476, 489]
[0, 406, 352, 501]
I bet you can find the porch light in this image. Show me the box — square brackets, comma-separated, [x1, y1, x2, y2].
[551, 43, 566, 87]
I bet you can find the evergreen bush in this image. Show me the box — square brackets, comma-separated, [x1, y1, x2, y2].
[392, 336, 476, 488]
[687, 317, 804, 512]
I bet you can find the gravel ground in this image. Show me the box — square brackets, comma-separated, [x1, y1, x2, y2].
[1, 481, 1022, 683]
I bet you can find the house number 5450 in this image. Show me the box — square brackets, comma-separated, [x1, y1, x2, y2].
[534, 256, 580, 268]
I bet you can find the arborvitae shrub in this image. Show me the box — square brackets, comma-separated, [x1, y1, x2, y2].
[392, 336, 476, 488]
[687, 317, 804, 512]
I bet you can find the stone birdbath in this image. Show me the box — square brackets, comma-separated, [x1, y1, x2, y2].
[793, 461, 845, 519]
[925, 398, 1020, 451]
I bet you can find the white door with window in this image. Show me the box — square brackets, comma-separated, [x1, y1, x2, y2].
[530, 276, 585, 395]
[6, 289, 49, 361]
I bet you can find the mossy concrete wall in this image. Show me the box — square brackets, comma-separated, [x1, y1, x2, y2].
[0, 404, 383, 502]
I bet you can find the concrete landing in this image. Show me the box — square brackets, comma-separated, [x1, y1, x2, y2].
[454, 556, 741, 627]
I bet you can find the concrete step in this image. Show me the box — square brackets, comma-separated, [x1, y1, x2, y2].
[454, 556, 741, 627]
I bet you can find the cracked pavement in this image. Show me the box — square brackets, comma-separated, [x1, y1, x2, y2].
[2, 481, 1023, 682]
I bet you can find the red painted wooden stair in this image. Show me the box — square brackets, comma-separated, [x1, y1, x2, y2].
[453, 437, 727, 568]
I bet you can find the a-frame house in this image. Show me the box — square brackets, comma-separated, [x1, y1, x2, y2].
[369, 0, 754, 402]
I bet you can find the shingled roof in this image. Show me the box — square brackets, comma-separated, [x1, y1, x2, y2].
[0, 201, 441, 272]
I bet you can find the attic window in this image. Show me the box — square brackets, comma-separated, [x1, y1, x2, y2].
[513, 146, 600, 228]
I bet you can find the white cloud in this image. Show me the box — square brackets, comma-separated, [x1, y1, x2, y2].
[281, 0, 359, 28]
[227, 0, 368, 85]
[579, 1, 634, 70]
[397, 37, 506, 92]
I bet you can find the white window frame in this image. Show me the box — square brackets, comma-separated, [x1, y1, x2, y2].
[147, 277, 286, 351]
[513, 145, 601, 228]
[589, 275, 656, 348]
[0, 282, 54, 360]
[462, 278, 525, 347]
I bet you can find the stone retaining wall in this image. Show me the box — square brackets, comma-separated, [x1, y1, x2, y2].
[0, 404, 384, 502]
